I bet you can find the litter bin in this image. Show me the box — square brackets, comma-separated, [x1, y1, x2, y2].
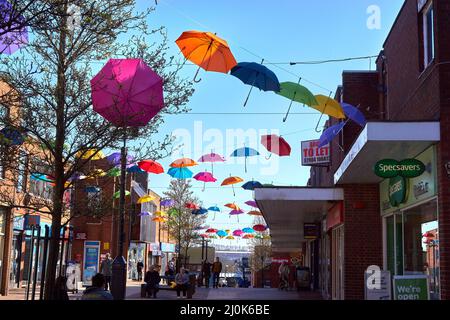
[296, 267, 311, 291]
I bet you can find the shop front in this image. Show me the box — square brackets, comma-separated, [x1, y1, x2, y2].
[127, 241, 146, 281]
[380, 146, 440, 299]
[325, 202, 344, 300]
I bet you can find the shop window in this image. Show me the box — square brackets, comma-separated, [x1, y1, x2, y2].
[386, 216, 395, 275]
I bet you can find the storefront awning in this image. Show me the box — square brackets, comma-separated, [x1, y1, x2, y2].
[334, 122, 440, 185]
[255, 188, 344, 252]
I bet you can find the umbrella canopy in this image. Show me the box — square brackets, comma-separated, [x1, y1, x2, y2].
[167, 208, 181, 217]
[160, 199, 175, 207]
[242, 180, 263, 191]
[0, 0, 28, 55]
[233, 230, 244, 237]
[138, 160, 164, 174]
[242, 227, 255, 234]
[209, 235, 218, 239]
[192, 208, 208, 215]
[167, 167, 193, 179]
[91, 58, 164, 127]
[253, 224, 268, 232]
[245, 200, 258, 208]
[152, 217, 166, 223]
[175, 30, 237, 82]
[199, 234, 209, 238]
[221, 176, 244, 196]
[277, 82, 318, 122]
[247, 210, 263, 216]
[193, 172, 217, 183]
[261, 134, 291, 157]
[113, 190, 130, 198]
[68, 172, 87, 181]
[170, 158, 198, 168]
[106, 152, 134, 166]
[216, 230, 228, 238]
[185, 202, 199, 210]
[226, 236, 235, 240]
[138, 212, 151, 216]
[86, 169, 106, 179]
[243, 234, 255, 239]
[229, 209, 244, 215]
[137, 195, 154, 204]
[230, 147, 260, 172]
[208, 206, 221, 212]
[225, 203, 240, 210]
[311, 95, 346, 119]
[30, 173, 55, 183]
[77, 149, 105, 160]
[342, 103, 367, 128]
[198, 153, 226, 163]
[85, 186, 101, 193]
[0, 127, 25, 145]
[127, 165, 144, 173]
[318, 122, 346, 148]
[153, 211, 166, 217]
[106, 167, 121, 177]
[206, 228, 218, 234]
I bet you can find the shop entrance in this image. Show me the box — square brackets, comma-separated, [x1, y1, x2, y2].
[332, 225, 344, 300]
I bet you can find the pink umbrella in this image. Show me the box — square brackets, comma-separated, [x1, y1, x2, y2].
[193, 171, 217, 191]
[229, 209, 244, 222]
[198, 152, 225, 174]
[91, 58, 164, 127]
[245, 200, 258, 208]
[233, 230, 244, 237]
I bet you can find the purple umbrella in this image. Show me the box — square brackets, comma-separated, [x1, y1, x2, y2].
[160, 199, 175, 207]
[0, 0, 28, 55]
[107, 152, 134, 166]
[342, 103, 366, 128]
[318, 122, 346, 148]
[91, 59, 164, 128]
[229, 209, 244, 222]
[245, 200, 258, 208]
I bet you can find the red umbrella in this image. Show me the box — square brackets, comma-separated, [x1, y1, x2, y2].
[185, 202, 199, 210]
[138, 160, 164, 174]
[253, 224, 268, 232]
[91, 58, 164, 127]
[206, 228, 218, 234]
[261, 134, 291, 157]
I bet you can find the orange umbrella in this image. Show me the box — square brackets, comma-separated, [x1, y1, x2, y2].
[247, 210, 263, 216]
[225, 203, 241, 210]
[221, 176, 243, 196]
[176, 30, 237, 82]
[170, 158, 198, 168]
[152, 217, 166, 223]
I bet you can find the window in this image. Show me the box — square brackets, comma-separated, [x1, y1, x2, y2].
[16, 151, 28, 193]
[29, 158, 53, 200]
[423, 3, 435, 67]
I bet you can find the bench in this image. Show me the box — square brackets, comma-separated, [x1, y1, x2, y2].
[140, 274, 196, 299]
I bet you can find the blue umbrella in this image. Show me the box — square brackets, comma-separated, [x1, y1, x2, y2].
[127, 165, 144, 173]
[85, 186, 101, 193]
[192, 208, 208, 215]
[167, 167, 193, 179]
[231, 60, 280, 107]
[230, 147, 260, 173]
[160, 199, 175, 207]
[0, 127, 24, 145]
[216, 230, 227, 238]
[107, 152, 134, 166]
[342, 103, 366, 128]
[318, 122, 346, 148]
[208, 206, 221, 220]
[242, 228, 255, 234]
[242, 180, 263, 191]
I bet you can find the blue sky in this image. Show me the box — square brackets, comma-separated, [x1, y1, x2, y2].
[137, 0, 405, 243]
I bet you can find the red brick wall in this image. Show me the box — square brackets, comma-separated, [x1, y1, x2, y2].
[343, 184, 382, 300]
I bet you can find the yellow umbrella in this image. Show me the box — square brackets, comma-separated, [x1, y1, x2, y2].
[311, 95, 345, 119]
[152, 217, 167, 223]
[77, 149, 105, 160]
[86, 169, 106, 179]
[137, 195, 154, 204]
[154, 211, 166, 217]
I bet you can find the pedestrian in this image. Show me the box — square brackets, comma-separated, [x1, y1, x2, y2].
[169, 257, 176, 275]
[174, 267, 189, 299]
[278, 262, 290, 291]
[211, 257, 222, 289]
[137, 260, 144, 281]
[100, 253, 113, 291]
[53, 276, 69, 300]
[81, 273, 114, 300]
[144, 265, 161, 298]
[202, 260, 212, 288]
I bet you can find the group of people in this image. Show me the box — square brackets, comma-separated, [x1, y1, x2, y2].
[201, 257, 223, 288]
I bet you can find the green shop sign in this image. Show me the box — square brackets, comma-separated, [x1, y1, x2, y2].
[374, 159, 426, 179]
[388, 176, 408, 207]
[393, 276, 430, 300]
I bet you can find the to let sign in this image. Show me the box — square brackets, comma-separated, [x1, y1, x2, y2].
[301, 140, 330, 166]
[374, 159, 426, 179]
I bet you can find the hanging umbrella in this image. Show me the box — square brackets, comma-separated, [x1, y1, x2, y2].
[312, 95, 346, 132]
[255, 234, 264, 239]
[245, 200, 258, 208]
[253, 224, 268, 232]
[154, 211, 166, 217]
[226, 235, 235, 240]
[242, 180, 263, 191]
[185, 202, 199, 210]
[221, 176, 244, 196]
[84, 186, 101, 193]
[230, 61, 280, 107]
[261, 134, 291, 157]
[208, 206, 221, 220]
[30, 173, 54, 183]
[230, 147, 260, 173]
[106, 167, 121, 177]
[263, 235, 271, 240]
[167, 167, 193, 179]
[175, 30, 237, 82]
[0, 127, 25, 145]
[242, 227, 255, 234]
[77, 149, 105, 160]
[192, 208, 209, 215]
[152, 216, 166, 223]
[225, 203, 241, 210]
[243, 234, 255, 239]
[198, 153, 225, 174]
[87, 169, 107, 179]
[0, 0, 28, 55]
[206, 228, 218, 234]
[138, 212, 151, 217]
[247, 210, 263, 216]
[341, 103, 367, 128]
[167, 208, 181, 217]
[209, 235, 218, 239]
[107, 152, 134, 166]
[318, 122, 346, 148]
[277, 81, 318, 122]
[68, 172, 87, 181]
[199, 234, 209, 238]
[216, 230, 227, 238]
[170, 158, 198, 168]
[160, 199, 175, 207]
[193, 172, 217, 191]
[113, 190, 130, 198]
[91, 58, 164, 127]
[127, 165, 144, 173]
[229, 209, 244, 222]
[137, 195, 154, 204]
[138, 160, 164, 174]
[233, 230, 244, 237]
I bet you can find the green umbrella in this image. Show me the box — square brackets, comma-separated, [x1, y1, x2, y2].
[276, 81, 318, 122]
[113, 190, 130, 198]
[106, 167, 121, 177]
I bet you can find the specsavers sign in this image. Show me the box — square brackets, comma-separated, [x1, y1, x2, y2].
[374, 159, 425, 179]
[380, 147, 436, 214]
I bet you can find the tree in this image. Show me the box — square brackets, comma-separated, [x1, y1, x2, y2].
[249, 216, 271, 274]
[0, 0, 193, 299]
[163, 179, 206, 269]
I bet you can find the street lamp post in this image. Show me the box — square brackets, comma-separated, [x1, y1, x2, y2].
[261, 255, 264, 288]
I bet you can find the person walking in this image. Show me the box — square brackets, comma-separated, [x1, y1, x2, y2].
[202, 260, 212, 288]
[278, 262, 290, 291]
[81, 273, 114, 300]
[137, 260, 144, 282]
[100, 253, 113, 291]
[144, 265, 161, 298]
[174, 268, 189, 299]
[212, 257, 222, 289]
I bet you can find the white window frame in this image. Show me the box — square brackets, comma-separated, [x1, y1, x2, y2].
[423, 2, 435, 68]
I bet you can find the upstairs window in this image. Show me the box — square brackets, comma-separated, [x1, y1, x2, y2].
[422, 2, 435, 68]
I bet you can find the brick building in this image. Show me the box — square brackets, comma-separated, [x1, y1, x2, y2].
[255, 0, 448, 300]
